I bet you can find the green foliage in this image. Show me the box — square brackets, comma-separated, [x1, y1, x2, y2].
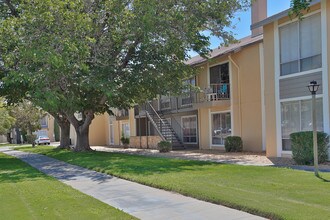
[19, 146, 330, 220]
[25, 134, 37, 145]
[0, 100, 15, 135]
[121, 136, 130, 145]
[289, 0, 311, 19]
[0, 153, 136, 219]
[225, 136, 243, 152]
[157, 141, 172, 153]
[9, 100, 44, 134]
[54, 119, 60, 142]
[290, 131, 329, 165]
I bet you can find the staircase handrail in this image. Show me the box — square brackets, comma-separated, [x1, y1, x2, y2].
[145, 111, 166, 141]
[146, 101, 168, 127]
[162, 113, 183, 142]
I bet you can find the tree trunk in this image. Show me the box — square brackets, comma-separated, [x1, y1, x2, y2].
[51, 112, 71, 150]
[74, 125, 91, 152]
[65, 110, 94, 152]
[58, 120, 71, 149]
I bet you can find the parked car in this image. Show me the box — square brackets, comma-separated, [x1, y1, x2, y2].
[35, 136, 50, 145]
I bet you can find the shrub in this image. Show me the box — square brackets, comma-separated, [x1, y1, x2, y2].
[290, 131, 329, 165]
[120, 136, 130, 148]
[26, 134, 37, 147]
[225, 136, 243, 152]
[158, 141, 172, 153]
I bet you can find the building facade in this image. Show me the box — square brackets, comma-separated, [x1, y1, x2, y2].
[72, 0, 330, 159]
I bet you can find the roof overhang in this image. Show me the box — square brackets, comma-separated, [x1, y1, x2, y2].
[251, 0, 320, 30]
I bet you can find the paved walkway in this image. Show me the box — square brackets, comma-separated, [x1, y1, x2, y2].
[0, 147, 265, 220]
[92, 146, 330, 172]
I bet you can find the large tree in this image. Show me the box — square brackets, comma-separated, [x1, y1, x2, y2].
[0, 0, 252, 151]
[0, 0, 308, 151]
[0, 0, 72, 149]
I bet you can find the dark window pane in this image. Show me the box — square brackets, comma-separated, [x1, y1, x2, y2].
[280, 60, 299, 76]
[300, 54, 322, 72]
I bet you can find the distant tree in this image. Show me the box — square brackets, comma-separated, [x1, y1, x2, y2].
[0, 0, 250, 151]
[0, 98, 15, 135]
[9, 100, 44, 138]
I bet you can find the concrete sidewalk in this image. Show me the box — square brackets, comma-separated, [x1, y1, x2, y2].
[1, 147, 265, 220]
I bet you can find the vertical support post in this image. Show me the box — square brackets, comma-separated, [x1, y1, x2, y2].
[312, 93, 319, 176]
[139, 115, 141, 149]
[146, 113, 149, 149]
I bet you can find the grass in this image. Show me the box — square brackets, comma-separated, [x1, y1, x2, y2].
[0, 152, 136, 220]
[18, 146, 330, 220]
[0, 143, 20, 147]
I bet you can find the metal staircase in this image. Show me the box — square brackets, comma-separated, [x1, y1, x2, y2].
[145, 102, 184, 149]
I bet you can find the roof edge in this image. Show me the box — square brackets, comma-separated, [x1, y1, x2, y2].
[251, 0, 320, 30]
[189, 36, 263, 67]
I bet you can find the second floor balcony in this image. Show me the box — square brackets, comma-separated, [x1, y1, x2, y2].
[114, 109, 129, 120]
[135, 83, 230, 116]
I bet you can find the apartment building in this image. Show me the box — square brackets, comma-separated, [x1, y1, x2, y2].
[252, 0, 330, 157]
[73, 0, 329, 159]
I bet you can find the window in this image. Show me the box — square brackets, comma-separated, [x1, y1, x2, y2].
[211, 112, 231, 145]
[210, 63, 229, 85]
[182, 116, 197, 143]
[281, 98, 323, 150]
[209, 63, 230, 99]
[280, 13, 321, 76]
[109, 120, 114, 144]
[121, 123, 130, 138]
[40, 116, 48, 128]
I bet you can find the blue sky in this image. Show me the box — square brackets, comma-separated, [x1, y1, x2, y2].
[197, 0, 291, 54]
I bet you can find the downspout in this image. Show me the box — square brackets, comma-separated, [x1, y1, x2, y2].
[228, 55, 242, 137]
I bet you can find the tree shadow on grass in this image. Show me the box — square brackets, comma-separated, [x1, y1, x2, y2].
[0, 156, 46, 184]
[316, 175, 330, 182]
[42, 149, 219, 177]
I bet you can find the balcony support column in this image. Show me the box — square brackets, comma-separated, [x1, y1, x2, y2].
[229, 55, 242, 137]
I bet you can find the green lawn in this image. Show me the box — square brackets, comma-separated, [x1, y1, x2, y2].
[0, 152, 135, 220]
[18, 146, 330, 220]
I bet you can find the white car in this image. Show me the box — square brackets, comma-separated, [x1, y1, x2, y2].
[35, 136, 51, 145]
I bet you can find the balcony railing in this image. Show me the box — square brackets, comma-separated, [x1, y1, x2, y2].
[134, 83, 230, 115]
[203, 83, 230, 101]
[115, 109, 129, 119]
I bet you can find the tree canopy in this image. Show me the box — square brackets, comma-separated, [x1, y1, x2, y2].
[9, 100, 44, 135]
[0, 0, 314, 150]
[0, 0, 251, 150]
[0, 98, 15, 135]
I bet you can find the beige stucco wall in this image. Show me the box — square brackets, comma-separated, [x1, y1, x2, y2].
[231, 43, 263, 152]
[198, 107, 210, 149]
[263, 22, 277, 157]
[262, 3, 322, 157]
[197, 42, 263, 152]
[89, 114, 108, 146]
[38, 115, 55, 142]
[70, 113, 109, 146]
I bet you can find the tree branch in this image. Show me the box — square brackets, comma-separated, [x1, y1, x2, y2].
[82, 110, 94, 131]
[4, 0, 19, 17]
[120, 37, 142, 69]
